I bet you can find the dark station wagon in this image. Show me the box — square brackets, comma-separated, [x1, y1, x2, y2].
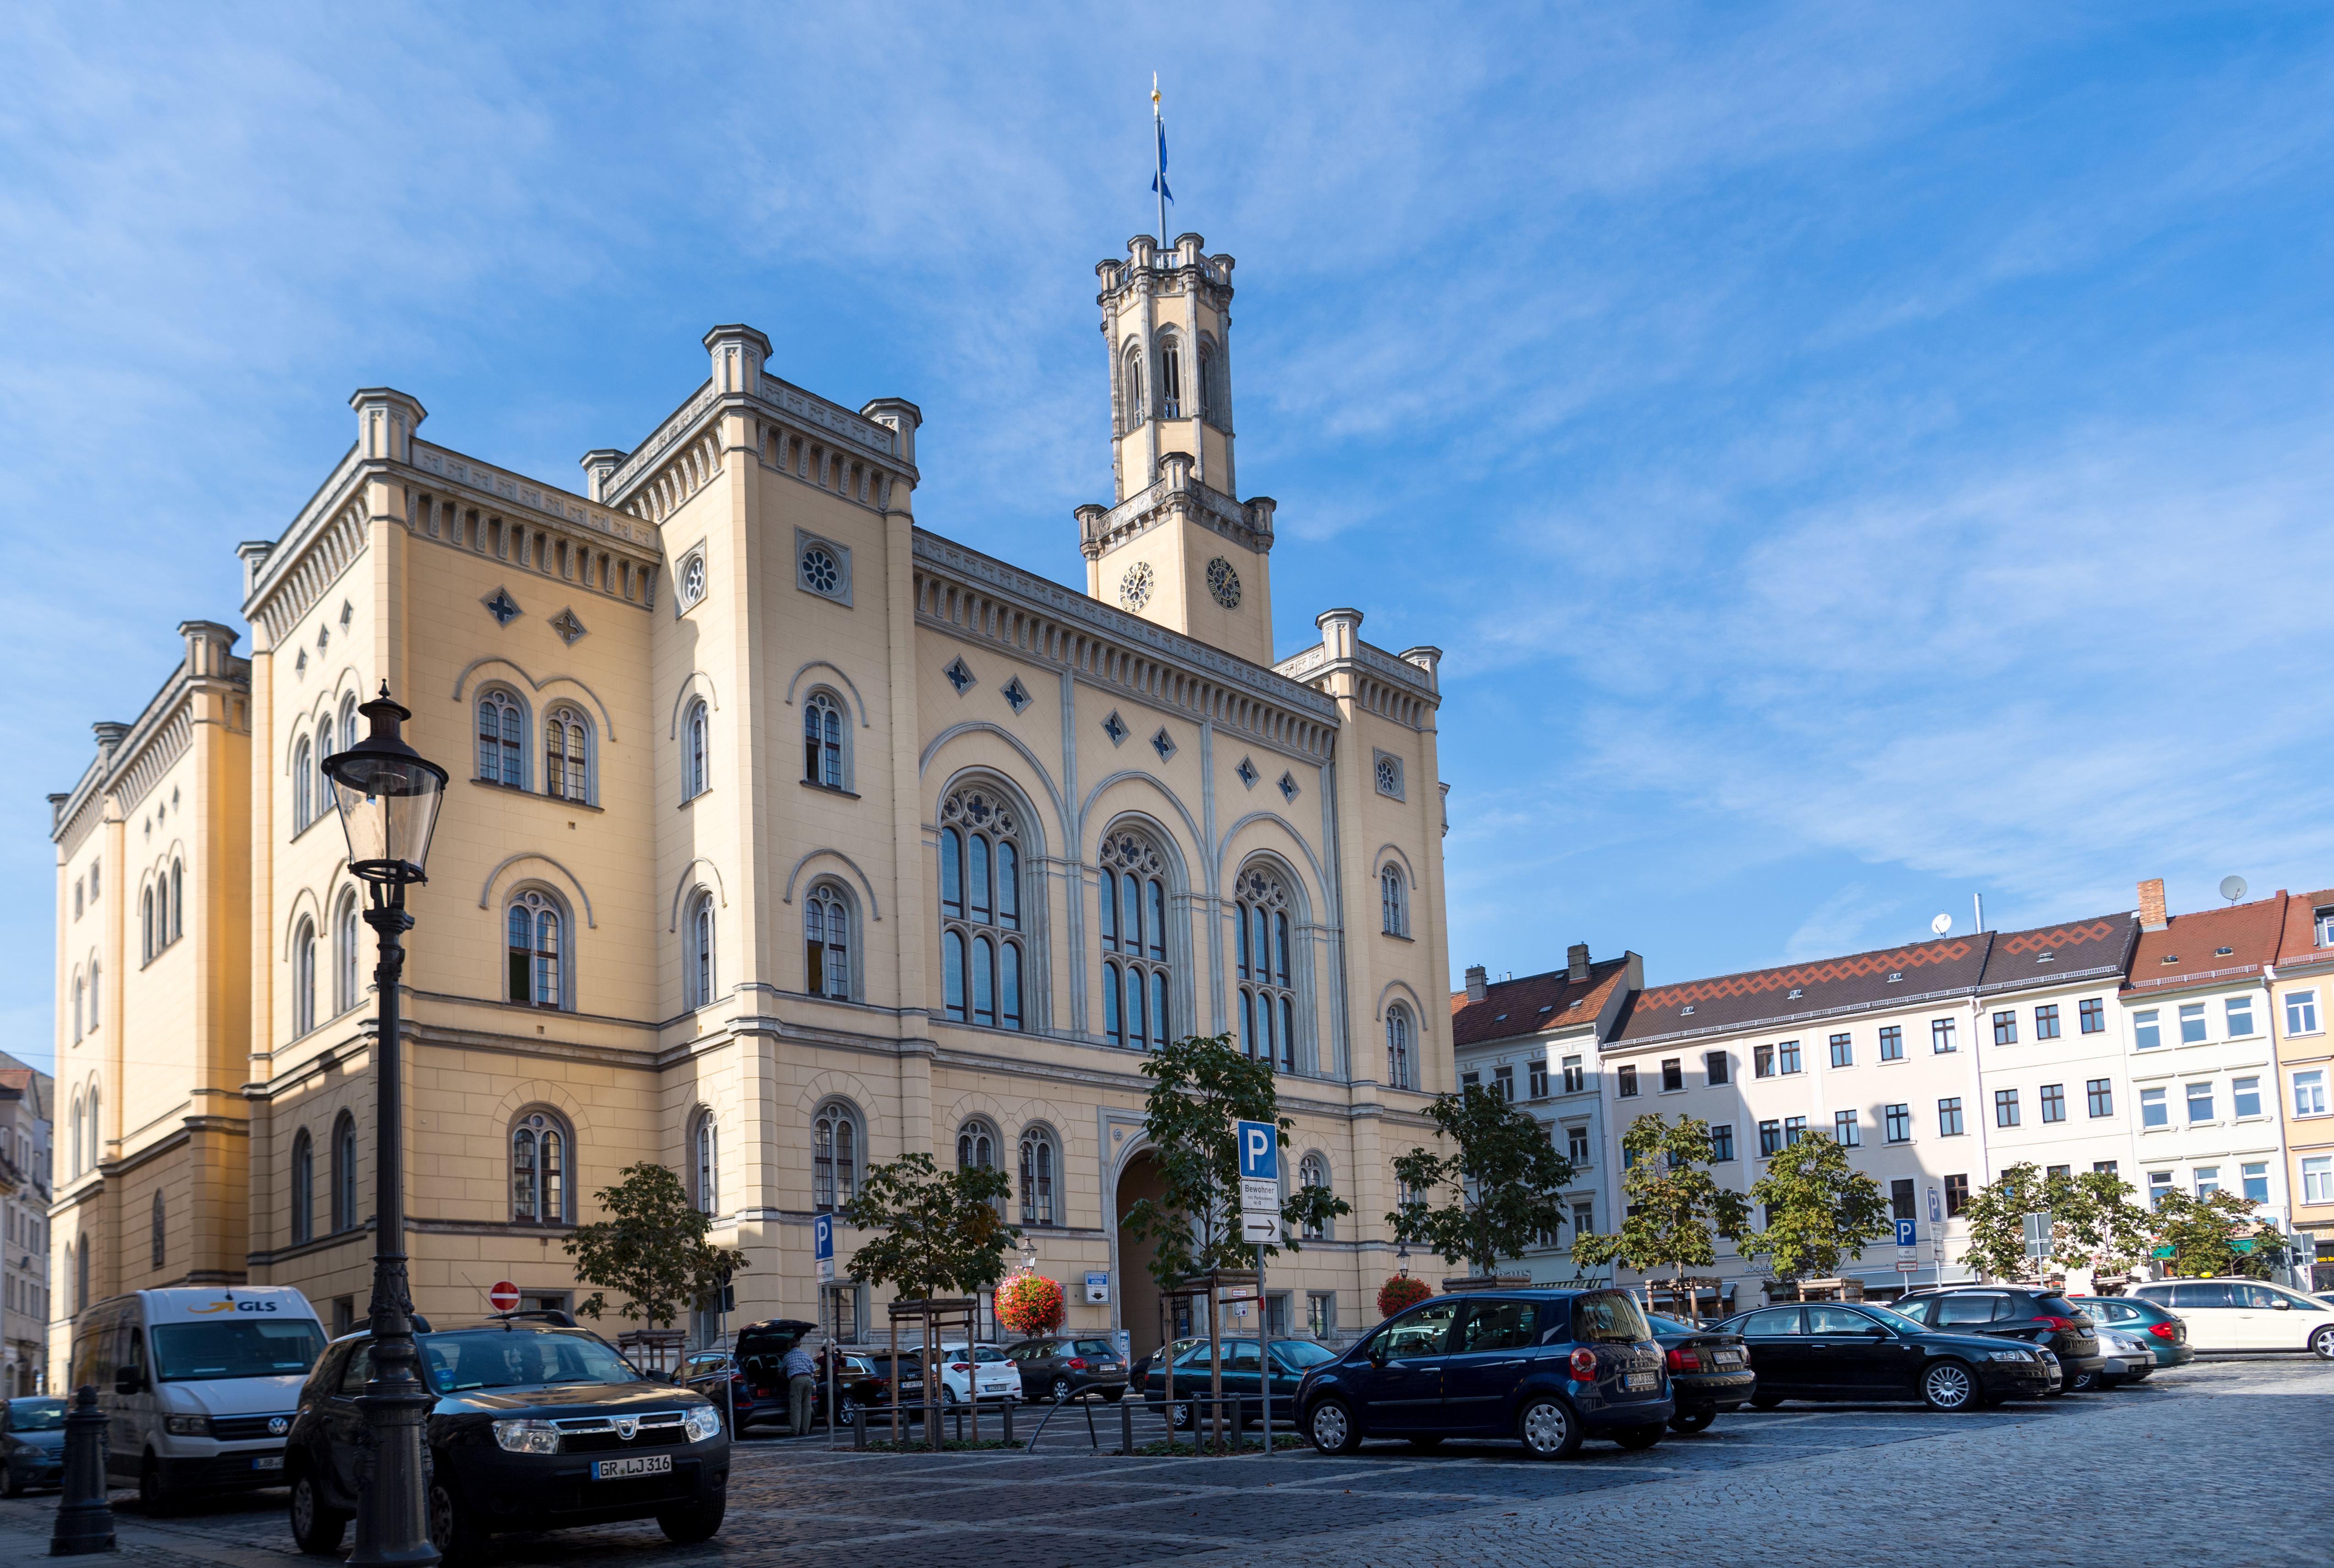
[1294, 1288, 1672, 1459]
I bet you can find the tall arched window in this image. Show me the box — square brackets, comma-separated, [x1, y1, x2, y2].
[1386, 1004, 1416, 1090]
[141, 887, 155, 963]
[1299, 1152, 1331, 1239]
[316, 712, 335, 816]
[293, 737, 314, 830]
[957, 1119, 996, 1172]
[510, 1110, 569, 1224]
[1159, 335, 1183, 419]
[1120, 342, 1145, 429]
[169, 860, 183, 942]
[71, 972, 83, 1043]
[339, 694, 359, 762]
[87, 961, 99, 1029]
[1235, 863, 1298, 1073]
[805, 884, 850, 999]
[812, 1102, 859, 1212]
[289, 1128, 314, 1246]
[683, 699, 710, 798]
[693, 1113, 718, 1215]
[506, 891, 564, 1009]
[687, 891, 717, 1008]
[804, 692, 845, 788]
[293, 918, 317, 1036]
[1381, 865, 1407, 936]
[1018, 1125, 1057, 1227]
[336, 891, 360, 1014]
[1097, 829, 1171, 1050]
[331, 1111, 358, 1233]
[1197, 341, 1215, 425]
[76, 1235, 88, 1312]
[939, 788, 1026, 1030]
[87, 1085, 99, 1170]
[151, 1192, 166, 1268]
[476, 690, 523, 787]
[543, 705, 589, 802]
[69, 1092, 83, 1176]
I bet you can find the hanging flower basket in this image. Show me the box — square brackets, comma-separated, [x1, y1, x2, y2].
[1377, 1276, 1432, 1318]
[996, 1272, 1066, 1338]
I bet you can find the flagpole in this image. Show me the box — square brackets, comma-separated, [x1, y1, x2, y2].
[1153, 74, 1167, 248]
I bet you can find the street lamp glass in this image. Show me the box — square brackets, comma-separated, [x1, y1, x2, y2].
[324, 687, 448, 886]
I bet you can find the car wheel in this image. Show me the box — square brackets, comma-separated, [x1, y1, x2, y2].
[1407, 1435, 1444, 1450]
[428, 1480, 490, 1568]
[1920, 1359, 1978, 1413]
[838, 1396, 861, 1427]
[1170, 1401, 1194, 1431]
[1614, 1423, 1663, 1451]
[1667, 1410, 1715, 1434]
[2311, 1325, 2334, 1361]
[138, 1453, 174, 1516]
[1099, 1387, 1125, 1404]
[941, 1385, 960, 1406]
[1749, 1393, 1784, 1410]
[1308, 1397, 1362, 1456]
[288, 1469, 348, 1556]
[657, 1494, 726, 1546]
[1517, 1395, 1582, 1460]
[2066, 1368, 2097, 1393]
[1049, 1376, 1075, 1403]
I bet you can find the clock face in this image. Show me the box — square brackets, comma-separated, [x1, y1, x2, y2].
[1120, 561, 1155, 611]
[1206, 556, 1241, 609]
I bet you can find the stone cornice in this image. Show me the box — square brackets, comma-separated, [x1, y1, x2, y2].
[604, 375, 911, 514]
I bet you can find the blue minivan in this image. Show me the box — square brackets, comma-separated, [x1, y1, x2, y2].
[1293, 1288, 1672, 1458]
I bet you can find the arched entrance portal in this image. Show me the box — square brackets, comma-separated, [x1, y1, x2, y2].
[1115, 1148, 1170, 1360]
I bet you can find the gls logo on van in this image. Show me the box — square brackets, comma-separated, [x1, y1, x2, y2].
[186, 1300, 281, 1315]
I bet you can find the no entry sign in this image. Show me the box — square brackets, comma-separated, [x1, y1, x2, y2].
[489, 1280, 521, 1312]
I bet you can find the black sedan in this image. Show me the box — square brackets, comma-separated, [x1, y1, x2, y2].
[1889, 1287, 2105, 1392]
[1713, 1301, 2056, 1411]
[1, 1396, 66, 1496]
[1641, 1314, 1755, 1432]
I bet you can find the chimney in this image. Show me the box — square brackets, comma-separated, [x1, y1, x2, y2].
[1464, 965, 1488, 1003]
[2138, 878, 2168, 933]
[1568, 944, 1591, 983]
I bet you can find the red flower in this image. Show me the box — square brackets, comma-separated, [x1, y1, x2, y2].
[996, 1272, 1066, 1337]
[1377, 1276, 1432, 1318]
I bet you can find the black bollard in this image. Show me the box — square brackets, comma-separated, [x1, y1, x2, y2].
[49, 1385, 114, 1556]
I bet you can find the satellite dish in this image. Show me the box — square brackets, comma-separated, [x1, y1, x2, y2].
[1930, 913, 1952, 936]
[2220, 875, 2248, 904]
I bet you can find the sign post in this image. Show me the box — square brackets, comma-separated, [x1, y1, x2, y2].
[1236, 1119, 1278, 1459]
[2023, 1210, 2052, 1278]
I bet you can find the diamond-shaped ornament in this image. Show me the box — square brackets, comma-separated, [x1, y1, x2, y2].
[550, 607, 588, 646]
[484, 587, 521, 627]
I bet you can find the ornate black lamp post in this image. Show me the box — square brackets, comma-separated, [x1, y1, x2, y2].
[323, 685, 448, 1568]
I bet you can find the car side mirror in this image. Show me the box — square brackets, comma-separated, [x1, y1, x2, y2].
[114, 1366, 145, 1396]
[2272, 1299, 2292, 1310]
[1368, 1348, 1388, 1369]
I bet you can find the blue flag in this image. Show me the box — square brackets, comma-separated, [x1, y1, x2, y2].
[1153, 119, 1172, 204]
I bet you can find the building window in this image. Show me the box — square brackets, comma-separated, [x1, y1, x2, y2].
[1993, 1011, 2018, 1046]
[2178, 1003, 2207, 1045]
[2185, 1081, 2214, 1123]
[2079, 997, 2105, 1034]
[2086, 1078, 2113, 1118]
[1298, 1152, 1331, 1239]
[476, 690, 524, 787]
[1566, 1124, 1591, 1163]
[687, 891, 717, 1008]
[1778, 1040, 1802, 1074]
[1784, 1116, 1807, 1146]
[2141, 1087, 2168, 1128]
[1660, 1059, 1682, 1092]
[2232, 1076, 2262, 1118]
[2241, 1161, 2269, 1203]
[293, 918, 317, 1036]
[2035, 1004, 2060, 1040]
[290, 1128, 314, 1246]
[1705, 1051, 1729, 1085]
[1995, 1089, 2020, 1128]
[940, 788, 1028, 1031]
[331, 1112, 358, 1233]
[1828, 1034, 1853, 1068]
[2193, 1166, 2221, 1199]
[1562, 1055, 1584, 1094]
[683, 699, 710, 798]
[1495, 1064, 1515, 1100]
[1758, 1120, 1782, 1157]
[694, 1114, 718, 1214]
[1159, 335, 1183, 419]
[1931, 1018, 1957, 1054]
[1019, 1126, 1058, 1227]
[1385, 1005, 1415, 1089]
[1937, 1097, 1964, 1137]
[956, 1119, 1001, 1213]
[293, 737, 314, 830]
[2038, 1083, 2065, 1123]
[1306, 1292, 1335, 1337]
[335, 891, 360, 1015]
[170, 860, 183, 942]
[1097, 829, 1171, 1051]
[2225, 995, 2255, 1037]
[1944, 1173, 1970, 1216]
[1754, 1045, 1774, 1078]
[506, 890, 564, 1009]
[141, 888, 155, 964]
[1120, 342, 1144, 429]
[2288, 990, 2321, 1035]
[1380, 865, 1406, 935]
[2134, 1009, 2162, 1049]
[1528, 1059, 1548, 1098]
[544, 705, 590, 802]
[1883, 1103, 1911, 1143]
[803, 691, 845, 788]
[1879, 1025, 1904, 1061]
[812, 1103, 859, 1212]
[2294, 1069, 2328, 1117]
[2302, 1156, 2333, 1205]
[1710, 1123, 1735, 1161]
[806, 884, 851, 1000]
[151, 1192, 166, 1269]
[1617, 1065, 1639, 1098]
[1834, 1110, 1860, 1146]
[510, 1110, 570, 1224]
[2093, 1160, 2118, 1176]
[1890, 1179, 1916, 1223]
[1234, 863, 1300, 1072]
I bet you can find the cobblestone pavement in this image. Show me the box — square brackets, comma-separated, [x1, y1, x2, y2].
[1, 1357, 2323, 1568]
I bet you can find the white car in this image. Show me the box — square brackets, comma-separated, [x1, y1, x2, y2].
[2127, 1279, 2334, 1358]
[933, 1343, 1023, 1403]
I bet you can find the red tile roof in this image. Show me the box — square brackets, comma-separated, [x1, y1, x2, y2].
[1450, 958, 1634, 1048]
[2125, 894, 2287, 993]
[2272, 888, 2334, 972]
[1611, 933, 1992, 1042]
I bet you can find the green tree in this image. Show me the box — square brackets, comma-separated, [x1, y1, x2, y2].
[1739, 1132, 1891, 1280]
[1387, 1085, 1578, 1278]
[1960, 1163, 2158, 1282]
[1959, 1161, 2056, 1282]
[2058, 1168, 2157, 1274]
[2154, 1188, 2289, 1280]
[1120, 1034, 1349, 1288]
[840, 1151, 1022, 1300]
[563, 1161, 751, 1327]
[1572, 1114, 1751, 1322]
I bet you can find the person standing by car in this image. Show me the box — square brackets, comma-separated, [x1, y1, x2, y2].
[784, 1341, 817, 1436]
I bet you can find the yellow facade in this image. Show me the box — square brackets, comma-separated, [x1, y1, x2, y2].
[50, 235, 1453, 1372]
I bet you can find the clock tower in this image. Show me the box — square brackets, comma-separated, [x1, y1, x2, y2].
[1076, 232, 1278, 667]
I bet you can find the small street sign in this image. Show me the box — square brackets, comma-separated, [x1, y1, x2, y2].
[1927, 1187, 1942, 1224]
[1894, 1260, 1921, 1273]
[1239, 1212, 1278, 1245]
[814, 1213, 835, 1283]
[488, 1280, 520, 1312]
[1240, 1177, 1279, 1214]
[1237, 1120, 1280, 1182]
[1895, 1218, 1918, 1249]
[1085, 1271, 1109, 1304]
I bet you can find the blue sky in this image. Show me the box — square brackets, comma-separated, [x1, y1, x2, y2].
[6, 3, 2334, 1077]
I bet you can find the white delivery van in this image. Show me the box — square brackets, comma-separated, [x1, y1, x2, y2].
[64, 1286, 327, 1511]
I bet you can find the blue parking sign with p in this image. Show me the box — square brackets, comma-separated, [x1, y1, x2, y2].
[1237, 1120, 1278, 1181]
[1895, 1218, 1918, 1248]
[814, 1214, 834, 1262]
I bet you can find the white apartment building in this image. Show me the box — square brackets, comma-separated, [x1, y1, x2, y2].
[0, 1054, 54, 1394]
[1446, 946, 1641, 1283]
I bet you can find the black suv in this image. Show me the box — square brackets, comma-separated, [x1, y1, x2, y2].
[1890, 1287, 2105, 1391]
[1002, 1336, 1131, 1403]
[284, 1317, 728, 1564]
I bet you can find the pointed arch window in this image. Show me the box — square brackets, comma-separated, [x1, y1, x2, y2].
[293, 737, 314, 831]
[331, 1112, 358, 1233]
[289, 1128, 314, 1245]
[803, 691, 845, 788]
[335, 891, 360, 1015]
[510, 1110, 569, 1224]
[476, 690, 523, 787]
[70, 1092, 83, 1177]
[1235, 863, 1299, 1073]
[1018, 1125, 1058, 1227]
[806, 884, 850, 999]
[293, 918, 317, 1036]
[142, 888, 155, 963]
[71, 972, 83, 1043]
[684, 699, 710, 798]
[87, 962, 99, 1029]
[1098, 830, 1171, 1050]
[687, 891, 717, 1008]
[1159, 336, 1183, 419]
[939, 788, 1026, 1030]
[1381, 865, 1407, 936]
[545, 705, 590, 802]
[693, 1113, 718, 1215]
[1299, 1152, 1331, 1239]
[1386, 1003, 1416, 1091]
[1120, 342, 1145, 430]
[812, 1101, 859, 1212]
[507, 890, 564, 1009]
[170, 859, 183, 942]
[316, 712, 335, 819]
